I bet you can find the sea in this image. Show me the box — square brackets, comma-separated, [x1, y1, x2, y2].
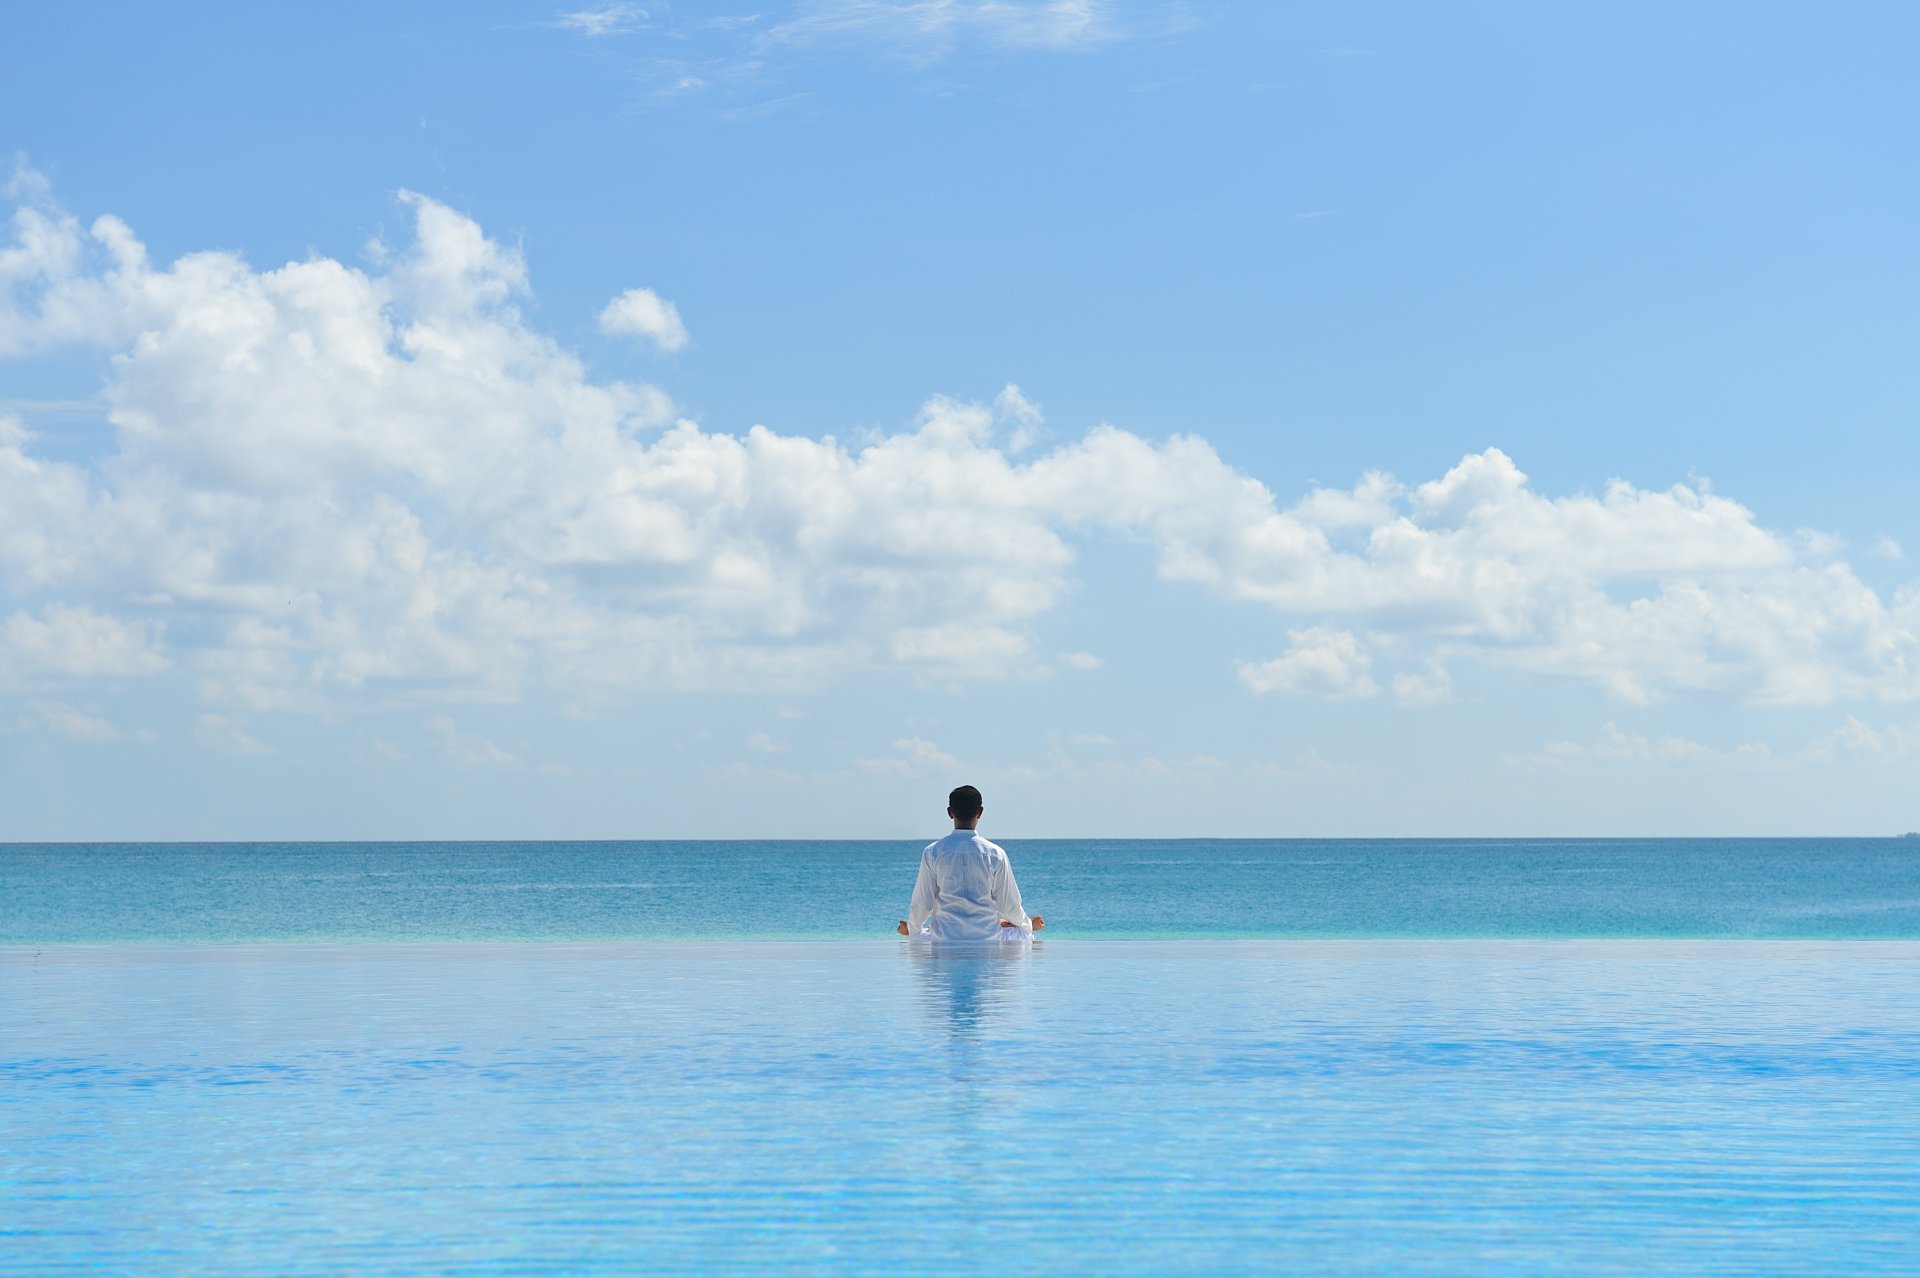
[5, 838, 1919, 1274]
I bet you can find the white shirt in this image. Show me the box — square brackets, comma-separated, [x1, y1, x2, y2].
[906, 828, 1031, 941]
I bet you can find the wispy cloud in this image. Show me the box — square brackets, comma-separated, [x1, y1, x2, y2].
[767, 1, 1119, 55]
[1506, 723, 1772, 772]
[1126, 73, 1192, 93]
[28, 700, 123, 742]
[428, 716, 518, 768]
[195, 714, 274, 756]
[715, 91, 815, 122]
[552, 3, 654, 37]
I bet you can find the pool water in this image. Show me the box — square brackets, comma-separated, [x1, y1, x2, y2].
[6, 940, 1918, 1274]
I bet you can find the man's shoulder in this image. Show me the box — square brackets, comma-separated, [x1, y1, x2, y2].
[926, 830, 1004, 855]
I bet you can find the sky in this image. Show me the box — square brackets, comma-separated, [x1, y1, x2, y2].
[3, 1, 1918, 840]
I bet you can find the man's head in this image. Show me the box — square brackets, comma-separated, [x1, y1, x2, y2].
[947, 784, 983, 828]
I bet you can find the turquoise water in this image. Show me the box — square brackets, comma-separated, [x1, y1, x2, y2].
[5, 841, 1920, 1273]
[5, 837, 1920, 941]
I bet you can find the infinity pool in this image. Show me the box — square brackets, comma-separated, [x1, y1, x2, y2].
[5, 941, 1918, 1274]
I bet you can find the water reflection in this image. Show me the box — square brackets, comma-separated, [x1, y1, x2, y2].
[905, 939, 1038, 1044]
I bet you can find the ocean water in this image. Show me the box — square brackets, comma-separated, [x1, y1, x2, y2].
[5, 840, 1920, 1274]
[5, 837, 1920, 942]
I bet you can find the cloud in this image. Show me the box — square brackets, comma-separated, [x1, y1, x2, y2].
[194, 713, 274, 756]
[4, 173, 1920, 728]
[856, 734, 961, 772]
[890, 623, 1028, 674]
[552, 4, 653, 36]
[1237, 626, 1377, 699]
[1060, 650, 1102, 670]
[28, 700, 123, 742]
[1805, 716, 1920, 762]
[1, 604, 168, 682]
[893, 735, 959, 766]
[1508, 722, 1772, 771]
[598, 286, 690, 352]
[767, 1, 1119, 55]
[354, 737, 407, 765]
[1390, 662, 1451, 706]
[994, 382, 1043, 453]
[1871, 536, 1904, 561]
[747, 730, 790, 753]
[427, 715, 518, 767]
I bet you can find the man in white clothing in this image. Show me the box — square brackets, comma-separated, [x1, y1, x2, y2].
[897, 785, 1045, 941]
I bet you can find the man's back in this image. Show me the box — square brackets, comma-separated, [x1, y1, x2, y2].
[907, 828, 1030, 941]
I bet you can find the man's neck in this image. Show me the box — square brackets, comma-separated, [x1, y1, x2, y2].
[953, 822, 979, 832]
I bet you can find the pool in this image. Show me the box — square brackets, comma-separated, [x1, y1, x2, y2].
[5, 940, 1918, 1273]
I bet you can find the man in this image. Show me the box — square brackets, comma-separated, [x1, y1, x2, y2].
[897, 785, 1045, 941]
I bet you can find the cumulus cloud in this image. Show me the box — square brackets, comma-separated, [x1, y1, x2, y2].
[1805, 716, 1920, 761]
[1, 604, 168, 682]
[3, 172, 1919, 730]
[1237, 626, 1377, 699]
[598, 286, 689, 352]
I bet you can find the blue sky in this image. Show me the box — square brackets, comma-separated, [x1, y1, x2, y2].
[3, 1, 1918, 839]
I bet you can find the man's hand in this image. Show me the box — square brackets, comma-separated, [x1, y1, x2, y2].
[896, 920, 910, 936]
[1031, 915, 1045, 930]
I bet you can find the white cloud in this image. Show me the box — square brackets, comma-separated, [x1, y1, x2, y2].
[29, 701, 123, 742]
[855, 734, 961, 773]
[1060, 650, 1102, 670]
[598, 287, 689, 352]
[747, 730, 790, 753]
[1390, 662, 1451, 706]
[994, 382, 1044, 453]
[1806, 716, 1920, 761]
[769, 1, 1118, 54]
[1238, 626, 1377, 699]
[1, 604, 168, 682]
[354, 737, 407, 766]
[427, 715, 518, 767]
[894, 735, 958, 766]
[1871, 536, 1904, 561]
[890, 623, 1028, 673]
[194, 713, 274, 756]
[5, 173, 1920, 728]
[552, 4, 653, 37]
[1508, 722, 1771, 771]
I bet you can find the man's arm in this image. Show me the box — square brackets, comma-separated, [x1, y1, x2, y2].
[900, 851, 937, 935]
[990, 853, 1032, 930]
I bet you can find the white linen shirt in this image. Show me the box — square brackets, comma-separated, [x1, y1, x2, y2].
[906, 828, 1031, 941]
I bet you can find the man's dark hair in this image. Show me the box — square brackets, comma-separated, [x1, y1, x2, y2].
[948, 785, 983, 820]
